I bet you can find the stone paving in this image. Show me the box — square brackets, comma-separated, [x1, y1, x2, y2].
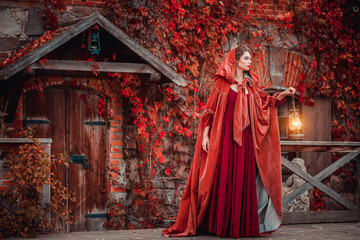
[8, 222, 360, 240]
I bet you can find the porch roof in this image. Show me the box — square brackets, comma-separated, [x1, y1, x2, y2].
[0, 12, 188, 87]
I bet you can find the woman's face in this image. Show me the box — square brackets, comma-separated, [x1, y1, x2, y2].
[237, 51, 252, 71]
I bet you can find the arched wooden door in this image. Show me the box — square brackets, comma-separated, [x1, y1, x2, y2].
[23, 85, 108, 231]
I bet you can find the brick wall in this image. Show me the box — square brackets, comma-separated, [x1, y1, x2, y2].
[108, 94, 127, 199]
[251, 48, 315, 89]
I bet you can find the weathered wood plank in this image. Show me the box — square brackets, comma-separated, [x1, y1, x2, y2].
[282, 156, 359, 210]
[0, 138, 52, 143]
[83, 91, 107, 231]
[283, 151, 360, 207]
[23, 89, 67, 231]
[0, 138, 52, 151]
[281, 140, 360, 152]
[0, 14, 99, 81]
[358, 159, 360, 208]
[314, 152, 360, 180]
[30, 60, 161, 82]
[0, 198, 17, 215]
[281, 145, 360, 152]
[281, 141, 360, 147]
[283, 210, 360, 224]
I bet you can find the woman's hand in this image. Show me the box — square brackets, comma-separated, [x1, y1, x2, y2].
[277, 87, 296, 101]
[202, 134, 210, 153]
[284, 87, 296, 96]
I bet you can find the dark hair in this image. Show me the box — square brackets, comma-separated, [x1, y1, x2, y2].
[235, 44, 251, 61]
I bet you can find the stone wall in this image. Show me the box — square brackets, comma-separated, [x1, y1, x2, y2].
[0, 7, 36, 62]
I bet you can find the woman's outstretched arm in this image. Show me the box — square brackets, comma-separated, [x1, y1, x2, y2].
[277, 87, 296, 101]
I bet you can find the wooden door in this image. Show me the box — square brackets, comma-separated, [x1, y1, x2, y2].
[24, 85, 108, 231]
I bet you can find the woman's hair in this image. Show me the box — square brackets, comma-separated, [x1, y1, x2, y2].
[235, 44, 251, 61]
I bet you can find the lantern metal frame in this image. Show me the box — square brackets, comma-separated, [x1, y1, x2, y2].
[288, 95, 304, 141]
[88, 25, 101, 54]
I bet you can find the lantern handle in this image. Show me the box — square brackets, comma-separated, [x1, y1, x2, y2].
[291, 95, 296, 111]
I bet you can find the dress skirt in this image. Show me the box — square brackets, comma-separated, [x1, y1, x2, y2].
[199, 88, 260, 238]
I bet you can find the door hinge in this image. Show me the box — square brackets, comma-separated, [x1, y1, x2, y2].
[70, 155, 89, 169]
[23, 119, 50, 125]
[84, 121, 110, 129]
[84, 213, 110, 220]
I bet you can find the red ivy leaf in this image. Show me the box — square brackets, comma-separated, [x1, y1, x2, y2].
[183, 0, 190, 6]
[26, 66, 32, 73]
[206, 0, 215, 6]
[305, 99, 315, 106]
[39, 57, 47, 65]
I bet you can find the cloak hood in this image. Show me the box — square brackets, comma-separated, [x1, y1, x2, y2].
[215, 48, 257, 146]
[215, 48, 255, 85]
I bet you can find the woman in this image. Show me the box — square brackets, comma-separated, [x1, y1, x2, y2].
[162, 45, 295, 238]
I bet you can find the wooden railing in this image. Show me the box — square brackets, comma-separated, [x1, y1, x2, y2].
[281, 141, 360, 224]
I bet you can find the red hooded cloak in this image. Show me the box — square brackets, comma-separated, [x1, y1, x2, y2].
[162, 48, 283, 237]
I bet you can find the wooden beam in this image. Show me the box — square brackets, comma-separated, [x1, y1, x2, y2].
[358, 159, 360, 208]
[0, 138, 52, 151]
[283, 151, 360, 207]
[281, 141, 360, 152]
[30, 60, 161, 82]
[0, 13, 99, 81]
[0, 138, 52, 144]
[283, 210, 360, 224]
[282, 156, 359, 211]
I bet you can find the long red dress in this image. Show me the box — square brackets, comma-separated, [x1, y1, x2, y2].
[199, 87, 285, 238]
[199, 88, 260, 238]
